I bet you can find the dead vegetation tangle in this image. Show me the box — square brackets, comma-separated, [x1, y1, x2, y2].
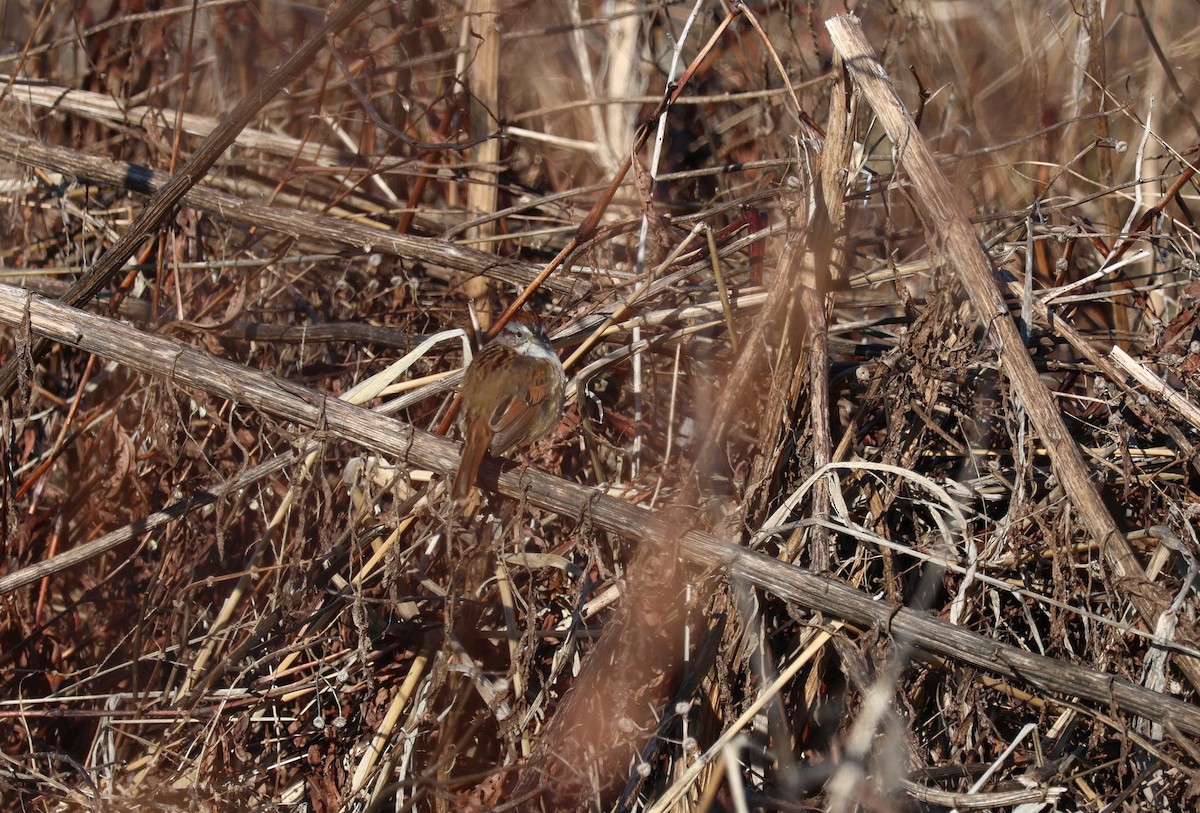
[2, 1, 1200, 811]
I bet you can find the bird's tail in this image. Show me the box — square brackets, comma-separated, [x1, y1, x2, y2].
[451, 424, 491, 500]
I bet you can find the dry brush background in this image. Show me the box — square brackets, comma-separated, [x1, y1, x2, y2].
[2, 1, 1200, 811]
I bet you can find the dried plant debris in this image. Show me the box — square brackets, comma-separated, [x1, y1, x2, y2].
[2, 2, 1200, 811]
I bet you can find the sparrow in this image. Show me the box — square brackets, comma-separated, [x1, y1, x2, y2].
[451, 316, 566, 500]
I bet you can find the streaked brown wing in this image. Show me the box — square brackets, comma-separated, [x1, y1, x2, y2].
[488, 356, 553, 454]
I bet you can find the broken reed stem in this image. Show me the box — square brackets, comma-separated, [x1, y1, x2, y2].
[2, 283, 1198, 738]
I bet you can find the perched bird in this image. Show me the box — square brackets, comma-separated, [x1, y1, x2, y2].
[451, 316, 566, 500]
